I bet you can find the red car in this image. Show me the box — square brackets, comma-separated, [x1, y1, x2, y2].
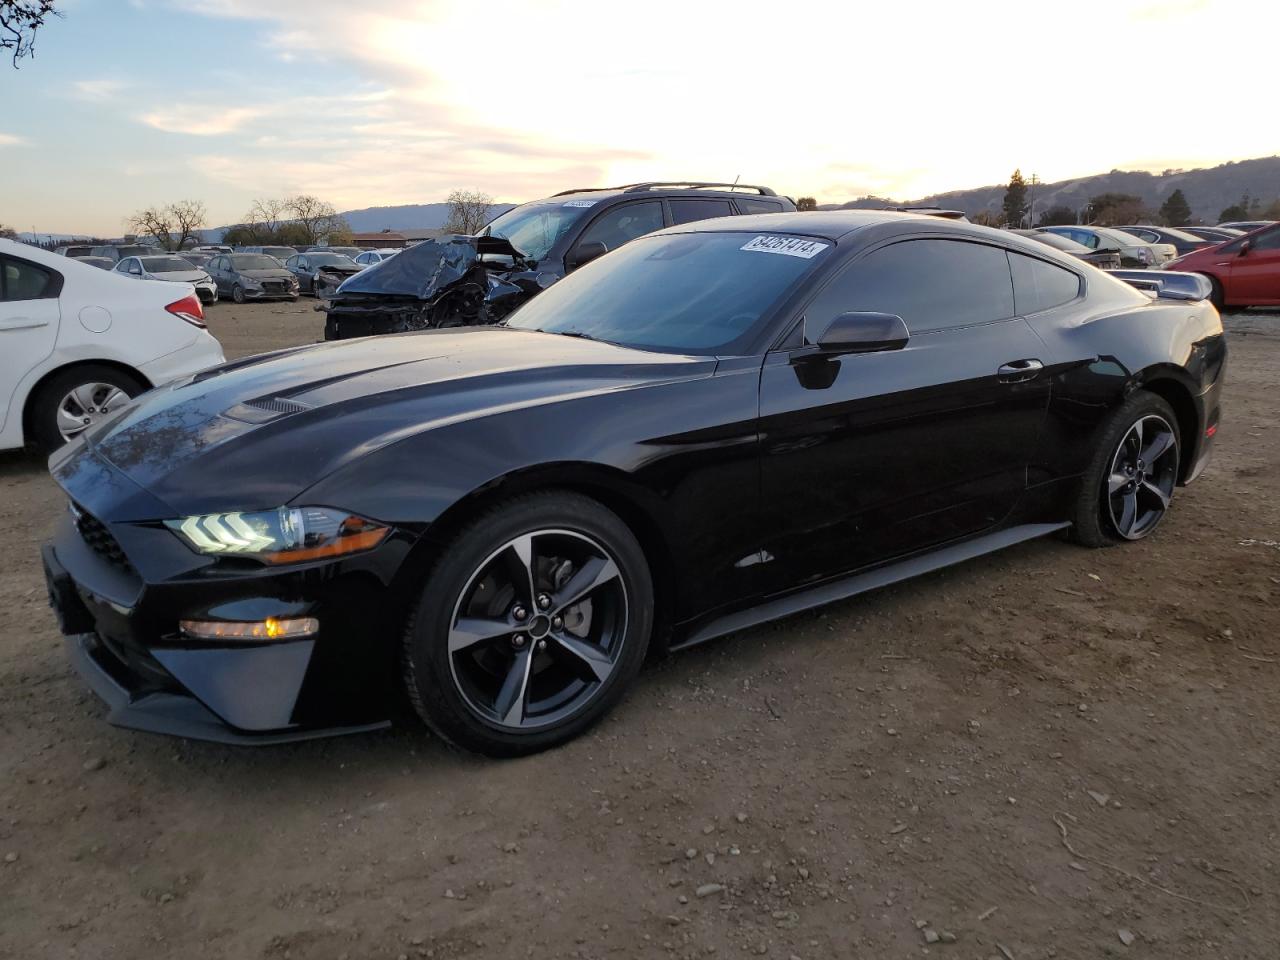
[1166, 222, 1280, 308]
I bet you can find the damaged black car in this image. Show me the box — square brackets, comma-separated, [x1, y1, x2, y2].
[322, 182, 796, 340]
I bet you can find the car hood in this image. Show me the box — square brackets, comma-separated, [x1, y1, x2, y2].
[239, 269, 294, 280]
[152, 270, 209, 283]
[314, 263, 362, 275]
[334, 235, 523, 300]
[53, 327, 715, 518]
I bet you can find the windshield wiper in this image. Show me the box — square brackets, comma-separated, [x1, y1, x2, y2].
[555, 330, 599, 341]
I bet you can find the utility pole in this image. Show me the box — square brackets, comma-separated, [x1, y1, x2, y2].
[1028, 173, 1040, 228]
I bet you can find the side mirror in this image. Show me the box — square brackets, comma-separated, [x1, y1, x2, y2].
[566, 241, 608, 271]
[1239, 239, 1253, 256]
[813, 312, 909, 354]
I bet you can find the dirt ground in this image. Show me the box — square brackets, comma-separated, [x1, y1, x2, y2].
[1, 299, 1277, 959]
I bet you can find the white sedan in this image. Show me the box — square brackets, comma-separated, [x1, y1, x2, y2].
[0, 239, 225, 452]
[113, 254, 220, 305]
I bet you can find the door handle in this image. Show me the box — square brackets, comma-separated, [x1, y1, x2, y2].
[0, 316, 48, 331]
[998, 359, 1044, 383]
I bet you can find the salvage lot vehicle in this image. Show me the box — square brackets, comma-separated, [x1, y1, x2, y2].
[113, 254, 219, 305]
[1116, 225, 1211, 256]
[1180, 225, 1242, 243]
[207, 253, 299, 303]
[323, 182, 795, 339]
[1012, 228, 1121, 269]
[41, 212, 1224, 755]
[283, 251, 361, 297]
[1037, 225, 1176, 267]
[240, 245, 298, 260]
[1165, 220, 1280, 308]
[0, 239, 224, 453]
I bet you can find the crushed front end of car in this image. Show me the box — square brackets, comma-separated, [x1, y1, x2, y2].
[321, 235, 536, 340]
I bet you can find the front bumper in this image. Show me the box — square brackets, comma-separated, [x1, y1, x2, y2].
[41, 485, 413, 743]
[242, 284, 298, 300]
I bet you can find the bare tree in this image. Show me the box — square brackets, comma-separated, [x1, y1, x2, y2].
[1, 0, 59, 66]
[245, 197, 289, 240]
[287, 194, 349, 246]
[0, 223, 17, 239]
[443, 189, 494, 235]
[126, 199, 206, 251]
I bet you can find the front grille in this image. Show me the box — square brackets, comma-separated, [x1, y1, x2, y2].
[262, 281, 286, 293]
[72, 503, 134, 574]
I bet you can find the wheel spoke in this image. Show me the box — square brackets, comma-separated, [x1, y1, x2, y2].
[508, 534, 539, 608]
[57, 406, 89, 436]
[71, 384, 99, 414]
[1108, 472, 1130, 494]
[1141, 428, 1175, 465]
[1130, 418, 1143, 450]
[1118, 491, 1138, 535]
[99, 387, 128, 412]
[1140, 480, 1170, 510]
[551, 555, 619, 613]
[493, 645, 534, 726]
[547, 631, 613, 683]
[449, 616, 513, 654]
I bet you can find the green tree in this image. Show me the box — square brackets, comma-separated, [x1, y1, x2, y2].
[1158, 189, 1191, 226]
[1087, 193, 1147, 226]
[220, 224, 256, 246]
[971, 210, 1005, 227]
[1218, 202, 1249, 222]
[1261, 198, 1280, 220]
[1036, 205, 1076, 227]
[796, 196, 817, 212]
[1002, 169, 1028, 228]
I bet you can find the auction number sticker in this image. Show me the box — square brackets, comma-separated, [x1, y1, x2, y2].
[563, 199, 598, 208]
[740, 235, 828, 258]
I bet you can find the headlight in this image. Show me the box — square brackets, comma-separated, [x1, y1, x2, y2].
[166, 507, 389, 564]
[241, 276, 263, 288]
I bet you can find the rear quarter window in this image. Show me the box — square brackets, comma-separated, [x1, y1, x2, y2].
[734, 197, 784, 215]
[669, 198, 735, 225]
[1, 257, 57, 301]
[1009, 252, 1081, 315]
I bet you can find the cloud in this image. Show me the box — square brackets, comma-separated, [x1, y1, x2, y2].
[70, 78, 127, 102]
[0, 133, 29, 147]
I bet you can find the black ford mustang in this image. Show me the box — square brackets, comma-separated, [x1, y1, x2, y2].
[41, 212, 1225, 756]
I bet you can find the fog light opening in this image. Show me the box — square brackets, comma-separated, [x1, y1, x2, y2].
[179, 617, 319, 641]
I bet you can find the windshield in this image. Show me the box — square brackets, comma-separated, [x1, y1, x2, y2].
[309, 253, 356, 266]
[230, 255, 282, 270]
[142, 256, 198, 273]
[483, 201, 590, 261]
[505, 231, 830, 354]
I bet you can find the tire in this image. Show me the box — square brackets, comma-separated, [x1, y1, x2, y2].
[402, 491, 653, 757]
[289, 295, 299, 303]
[1069, 390, 1181, 548]
[1204, 275, 1224, 312]
[27, 364, 146, 454]
[232, 284, 246, 304]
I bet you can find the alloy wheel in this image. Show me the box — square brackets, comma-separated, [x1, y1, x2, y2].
[56, 382, 132, 442]
[447, 528, 628, 730]
[1106, 414, 1178, 540]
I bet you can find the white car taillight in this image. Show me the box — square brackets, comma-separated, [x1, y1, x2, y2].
[165, 294, 206, 328]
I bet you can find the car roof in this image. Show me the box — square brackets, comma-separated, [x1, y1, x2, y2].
[654, 209, 952, 242]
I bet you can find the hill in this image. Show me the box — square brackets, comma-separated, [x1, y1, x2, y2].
[821, 155, 1280, 223]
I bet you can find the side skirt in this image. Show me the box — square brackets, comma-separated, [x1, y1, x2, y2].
[670, 522, 1069, 652]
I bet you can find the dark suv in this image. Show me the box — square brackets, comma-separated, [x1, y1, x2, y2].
[324, 182, 795, 339]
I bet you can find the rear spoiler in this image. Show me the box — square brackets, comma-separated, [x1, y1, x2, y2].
[1108, 269, 1212, 302]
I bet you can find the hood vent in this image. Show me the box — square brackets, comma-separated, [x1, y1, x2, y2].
[223, 396, 313, 424]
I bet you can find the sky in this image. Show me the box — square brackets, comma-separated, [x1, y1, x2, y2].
[1, 0, 1276, 236]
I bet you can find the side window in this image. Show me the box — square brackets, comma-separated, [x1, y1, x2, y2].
[576, 201, 664, 253]
[298, 256, 310, 270]
[804, 239, 1015, 336]
[1009, 252, 1081, 315]
[1250, 226, 1280, 251]
[129, 260, 143, 275]
[1, 257, 55, 301]
[669, 198, 734, 225]
[1131, 229, 1157, 243]
[735, 197, 784, 215]
[284, 256, 296, 268]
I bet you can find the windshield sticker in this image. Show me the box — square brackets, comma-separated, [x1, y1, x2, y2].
[563, 199, 598, 208]
[740, 235, 828, 258]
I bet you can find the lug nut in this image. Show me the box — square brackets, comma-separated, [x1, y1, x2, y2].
[512, 634, 526, 648]
[512, 605, 528, 621]
[551, 615, 563, 630]
[537, 639, 547, 651]
[537, 593, 551, 609]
